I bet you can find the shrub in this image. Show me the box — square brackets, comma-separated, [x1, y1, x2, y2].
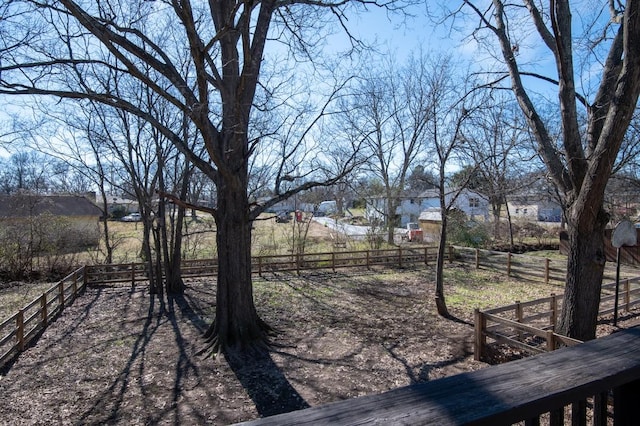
[447, 210, 490, 248]
[0, 214, 81, 281]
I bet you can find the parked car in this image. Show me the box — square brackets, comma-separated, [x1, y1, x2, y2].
[121, 212, 142, 222]
[275, 212, 291, 223]
[403, 222, 423, 242]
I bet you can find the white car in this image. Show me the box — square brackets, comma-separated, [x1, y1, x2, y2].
[121, 212, 142, 222]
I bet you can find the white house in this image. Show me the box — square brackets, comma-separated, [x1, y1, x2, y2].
[365, 188, 489, 227]
[507, 194, 562, 222]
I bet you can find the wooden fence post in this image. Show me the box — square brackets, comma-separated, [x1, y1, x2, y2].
[475, 249, 480, 269]
[296, 253, 301, 275]
[515, 301, 523, 340]
[424, 247, 428, 266]
[550, 293, 557, 330]
[545, 258, 550, 285]
[474, 309, 486, 361]
[624, 279, 631, 313]
[507, 253, 512, 277]
[332, 252, 336, 273]
[398, 247, 403, 268]
[131, 262, 135, 286]
[546, 330, 556, 352]
[448, 245, 453, 264]
[58, 281, 64, 309]
[258, 256, 263, 277]
[41, 294, 47, 326]
[17, 309, 24, 351]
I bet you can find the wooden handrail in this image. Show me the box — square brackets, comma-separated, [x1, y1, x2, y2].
[239, 327, 640, 425]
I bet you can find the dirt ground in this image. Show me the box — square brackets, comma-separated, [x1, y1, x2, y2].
[0, 268, 489, 425]
[1, 266, 638, 425]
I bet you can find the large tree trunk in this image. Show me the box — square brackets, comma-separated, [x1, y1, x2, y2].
[202, 175, 270, 355]
[491, 201, 502, 240]
[557, 209, 609, 341]
[434, 214, 450, 317]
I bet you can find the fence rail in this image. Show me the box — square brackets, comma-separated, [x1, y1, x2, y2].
[0, 267, 86, 370]
[453, 246, 569, 285]
[475, 277, 640, 360]
[84, 246, 439, 285]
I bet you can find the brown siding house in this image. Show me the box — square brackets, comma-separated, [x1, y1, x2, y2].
[0, 194, 103, 248]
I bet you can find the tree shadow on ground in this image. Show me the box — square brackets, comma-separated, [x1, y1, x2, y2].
[384, 337, 475, 385]
[226, 347, 311, 417]
[440, 311, 474, 326]
[78, 293, 165, 424]
[169, 291, 310, 418]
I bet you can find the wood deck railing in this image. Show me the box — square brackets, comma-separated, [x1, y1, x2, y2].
[0, 267, 86, 370]
[239, 326, 640, 425]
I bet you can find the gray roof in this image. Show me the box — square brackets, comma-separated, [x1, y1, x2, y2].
[0, 194, 103, 218]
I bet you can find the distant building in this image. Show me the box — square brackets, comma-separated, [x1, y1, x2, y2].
[366, 188, 489, 227]
[0, 193, 103, 248]
[106, 195, 139, 216]
[507, 194, 563, 222]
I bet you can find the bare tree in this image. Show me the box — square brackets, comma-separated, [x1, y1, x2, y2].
[346, 52, 435, 243]
[0, 151, 51, 194]
[459, 97, 539, 244]
[426, 56, 483, 318]
[457, 1, 640, 340]
[0, 0, 387, 354]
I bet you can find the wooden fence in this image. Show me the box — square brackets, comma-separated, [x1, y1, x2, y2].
[474, 277, 640, 361]
[0, 267, 86, 371]
[83, 246, 580, 287]
[84, 246, 439, 285]
[453, 246, 568, 285]
[5, 245, 633, 371]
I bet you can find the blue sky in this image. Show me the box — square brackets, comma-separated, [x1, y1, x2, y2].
[333, 5, 561, 98]
[1, 2, 608, 159]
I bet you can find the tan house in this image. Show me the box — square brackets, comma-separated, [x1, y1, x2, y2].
[0, 193, 103, 248]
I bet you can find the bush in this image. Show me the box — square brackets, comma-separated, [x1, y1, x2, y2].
[447, 210, 490, 248]
[0, 214, 81, 281]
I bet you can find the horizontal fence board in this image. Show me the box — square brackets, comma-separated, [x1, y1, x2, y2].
[484, 314, 551, 338]
[0, 346, 18, 368]
[484, 331, 546, 355]
[0, 266, 86, 371]
[0, 328, 17, 347]
[522, 311, 555, 323]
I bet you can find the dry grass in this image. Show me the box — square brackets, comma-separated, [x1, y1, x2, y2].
[0, 281, 55, 323]
[91, 214, 393, 264]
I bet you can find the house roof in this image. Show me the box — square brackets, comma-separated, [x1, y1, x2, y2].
[0, 194, 103, 218]
[419, 208, 442, 222]
[418, 187, 488, 200]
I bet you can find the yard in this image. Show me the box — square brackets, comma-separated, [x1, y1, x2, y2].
[0, 263, 568, 425]
[2, 214, 639, 425]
